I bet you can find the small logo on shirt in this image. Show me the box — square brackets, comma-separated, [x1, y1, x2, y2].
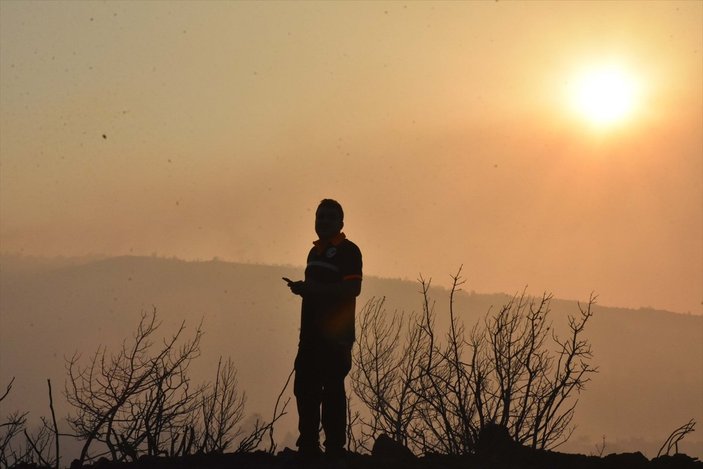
[326, 247, 337, 258]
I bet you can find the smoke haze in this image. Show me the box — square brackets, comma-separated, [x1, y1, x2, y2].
[1, 2, 701, 313]
[1, 255, 701, 459]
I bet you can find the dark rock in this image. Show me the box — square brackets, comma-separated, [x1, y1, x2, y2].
[94, 457, 112, 469]
[600, 451, 649, 468]
[476, 423, 516, 455]
[528, 449, 604, 469]
[136, 454, 160, 465]
[372, 433, 416, 462]
[651, 453, 703, 468]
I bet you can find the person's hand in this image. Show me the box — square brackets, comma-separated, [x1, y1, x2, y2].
[288, 280, 306, 296]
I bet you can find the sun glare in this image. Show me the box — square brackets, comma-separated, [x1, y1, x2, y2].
[569, 65, 641, 129]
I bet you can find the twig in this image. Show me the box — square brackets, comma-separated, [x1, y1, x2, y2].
[0, 377, 15, 402]
[47, 379, 60, 469]
[23, 429, 51, 467]
[657, 419, 696, 457]
[268, 368, 294, 453]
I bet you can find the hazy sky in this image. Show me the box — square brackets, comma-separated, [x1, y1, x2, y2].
[1, 1, 701, 314]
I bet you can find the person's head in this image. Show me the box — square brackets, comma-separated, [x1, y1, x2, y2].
[315, 199, 344, 241]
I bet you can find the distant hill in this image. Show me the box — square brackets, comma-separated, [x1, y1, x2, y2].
[1, 255, 701, 459]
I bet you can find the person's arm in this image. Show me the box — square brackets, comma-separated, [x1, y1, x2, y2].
[288, 278, 360, 298]
[303, 278, 361, 298]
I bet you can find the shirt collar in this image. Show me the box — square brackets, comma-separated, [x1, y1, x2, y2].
[313, 232, 346, 253]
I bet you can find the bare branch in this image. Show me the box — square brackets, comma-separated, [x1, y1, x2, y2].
[657, 419, 696, 457]
[351, 276, 598, 456]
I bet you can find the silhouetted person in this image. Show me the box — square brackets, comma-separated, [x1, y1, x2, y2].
[285, 199, 362, 460]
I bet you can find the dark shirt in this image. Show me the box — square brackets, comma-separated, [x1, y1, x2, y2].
[300, 232, 362, 346]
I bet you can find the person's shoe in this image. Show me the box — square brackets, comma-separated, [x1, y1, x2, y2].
[325, 447, 350, 468]
[325, 447, 349, 460]
[297, 444, 323, 462]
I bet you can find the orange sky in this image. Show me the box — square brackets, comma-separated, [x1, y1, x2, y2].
[1, 1, 701, 313]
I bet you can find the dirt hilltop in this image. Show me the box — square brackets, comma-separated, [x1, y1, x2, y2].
[60, 448, 701, 469]
[24, 430, 703, 469]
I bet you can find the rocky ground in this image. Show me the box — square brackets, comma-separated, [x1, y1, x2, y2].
[12, 432, 702, 469]
[58, 450, 701, 469]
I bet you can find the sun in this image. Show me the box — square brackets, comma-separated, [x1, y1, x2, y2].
[569, 65, 641, 129]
